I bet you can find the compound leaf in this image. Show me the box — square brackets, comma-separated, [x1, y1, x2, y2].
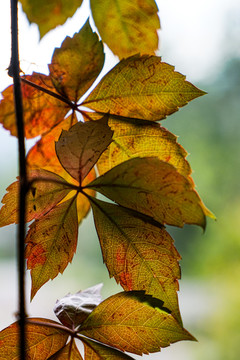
[26, 197, 78, 299]
[86, 157, 206, 228]
[0, 73, 68, 139]
[55, 115, 113, 183]
[49, 20, 104, 102]
[0, 318, 68, 359]
[20, 0, 83, 38]
[90, 0, 160, 58]
[79, 291, 195, 355]
[90, 198, 181, 323]
[82, 55, 206, 121]
[0, 169, 71, 227]
[49, 340, 83, 360]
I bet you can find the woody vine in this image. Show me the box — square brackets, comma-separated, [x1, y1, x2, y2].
[0, 1, 215, 359]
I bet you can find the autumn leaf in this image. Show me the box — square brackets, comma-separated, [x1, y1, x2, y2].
[90, 198, 182, 323]
[49, 20, 104, 102]
[85, 157, 206, 228]
[0, 73, 68, 138]
[79, 291, 195, 355]
[49, 340, 83, 360]
[82, 55, 206, 121]
[26, 197, 78, 299]
[83, 337, 136, 360]
[0, 169, 71, 227]
[20, 0, 83, 38]
[0, 318, 68, 359]
[90, 0, 160, 58]
[55, 115, 113, 183]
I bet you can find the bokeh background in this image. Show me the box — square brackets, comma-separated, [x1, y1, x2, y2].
[0, 1, 240, 359]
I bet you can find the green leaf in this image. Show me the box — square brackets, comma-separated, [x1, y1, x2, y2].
[82, 55, 206, 121]
[79, 291, 195, 355]
[55, 115, 113, 184]
[20, 0, 83, 38]
[0, 318, 68, 359]
[26, 197, 78, 299]
[82, 337, 136, 360]
[86, 157, 206, 228]
[90, 0, 160, 58]
[90, 198, 182, 323]
[49, 20, 104, 102]
[0, 169, 71, 227]
[49, 340, 83, 359]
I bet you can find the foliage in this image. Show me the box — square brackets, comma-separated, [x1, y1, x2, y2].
[0, 0, 214, 358]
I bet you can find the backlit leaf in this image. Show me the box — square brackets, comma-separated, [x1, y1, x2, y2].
[83, 337, 136, 360]
[0, 169, 71, 227]
[55, 115, 113, 183]
[0, 73, 68, 138]
[20, 0, 83, 38]
[90, 0, 160, 58]
[82, 55, 206, 121]
[79, 291, 195, 355]
[49, 340, 83, 359]
[90, 198, 181, 323]
[49, 20, 104, 102]
[86, 157, 206, 228]
[0, 318, 68, 359]
[26, 197, 78, 299]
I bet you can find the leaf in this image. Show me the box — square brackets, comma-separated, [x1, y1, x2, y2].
[26, 197, 78, 299]
[20, 0, 83, 38]
[90, 0, 160, 58]
[86, 157, 206, 228]
[83, 337, 136, 360]
[82, 55, 206, 121]
[0, 73, 68, 138]
[49, 20, 104, 102]
[49, 340, 83, 360]
[0, 169, 71, 227]
[0, 318, 68, 359]
[54, 284, 103, 329]
[90, 198, 181, 323]
[55, 115, 113, 183]
[79, 291, 195, 355]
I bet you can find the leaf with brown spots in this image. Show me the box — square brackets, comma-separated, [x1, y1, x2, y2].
[79, 291, 195, 355]
[90, 0, 160, 58]
[20, 0, 84, 38]
[90, 198, 182, 323]
[0, 318, 68, 359]
[49, 20, 104, 102]
[55, 115, 113, 184]
[85, 157, 206, 228]
[0, 73, 68, 139]
[26, 196, 78, 299]
[0, 169, 71, 227]
[82, 55, 206, 121]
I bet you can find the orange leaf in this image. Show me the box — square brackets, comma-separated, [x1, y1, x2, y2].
[50, 340, 83, 359]
[0, 73, 68, 138]
[90, 198, 182, 323]
[79, 291, 195, 355]
[0, 318, 68, 359]
[49, 20, 104, 102]
[82, 55, 206, 121]
[86, 157, 206, 228]
[26, 197, 78, 299]
[55, 115, 113, 183]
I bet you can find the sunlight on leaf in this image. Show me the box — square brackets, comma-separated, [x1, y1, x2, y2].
[26, 197, 78, 299]
[20, 0, 83, 38]
[0, 318, 68, 359]
[82, 55, 206, 121]
[86, 157, 206, 228]
[90, 198, 182, 323]
[49, 20, 104, 102]
[90, 0, 160, 58]
[79, 291, 195, 355]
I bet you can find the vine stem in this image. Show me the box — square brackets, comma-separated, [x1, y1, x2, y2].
[9, 1, 27, 359]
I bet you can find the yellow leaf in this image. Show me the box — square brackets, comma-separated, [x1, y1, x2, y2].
[90, 0, 160, 58]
